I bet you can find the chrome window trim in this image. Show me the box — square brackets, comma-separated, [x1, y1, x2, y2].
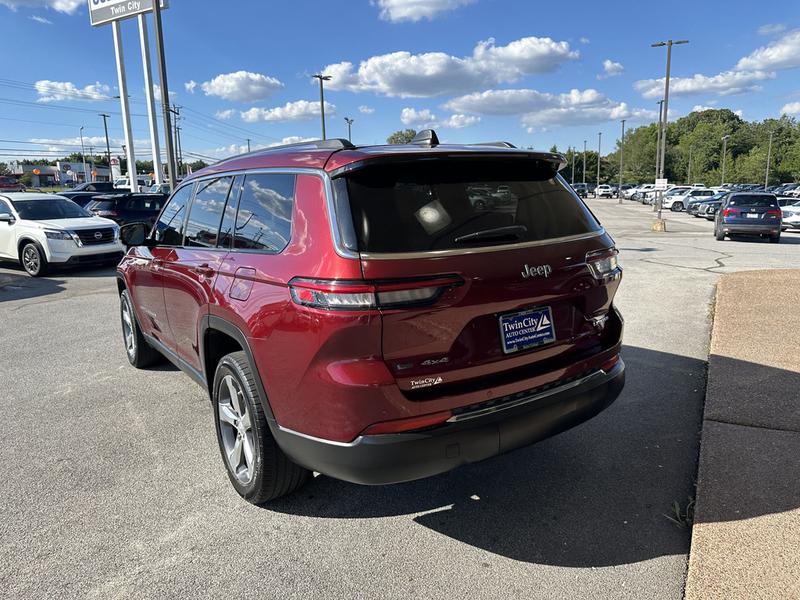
[359, 229, 605, 260]
[184, 167, 359, 260]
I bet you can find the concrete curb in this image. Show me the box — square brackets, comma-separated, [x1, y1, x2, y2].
[685, 270, 800, 600]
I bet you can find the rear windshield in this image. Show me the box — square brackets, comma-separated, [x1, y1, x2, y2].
[728, 195, 777, 207]
[338, 159, 601, 253]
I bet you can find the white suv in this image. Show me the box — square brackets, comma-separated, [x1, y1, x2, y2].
[663, 188, 715, 211]
[0, 193, 124, 276]
[595, 184, 614, 198]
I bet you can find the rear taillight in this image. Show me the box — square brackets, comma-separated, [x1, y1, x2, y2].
[585, 247, 620, 280]
[361, 410, 452, 435]
[289, 275, 463, 311]
[766, 209, 782, 219]
[722, 208, 736, 217]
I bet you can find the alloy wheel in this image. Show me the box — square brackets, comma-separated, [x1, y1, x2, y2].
[218, 374, 255, 484]
[121, 298, 136, 358]
[22, 246, 40, 275]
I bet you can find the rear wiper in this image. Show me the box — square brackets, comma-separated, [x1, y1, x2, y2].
[453, 225, 527, 244]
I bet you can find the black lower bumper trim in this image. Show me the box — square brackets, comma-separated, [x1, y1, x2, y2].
[272, 361, 625, 485]
[60, 252, 124, 266]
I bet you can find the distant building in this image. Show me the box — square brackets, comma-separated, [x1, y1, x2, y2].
[9, 161, 112, 187]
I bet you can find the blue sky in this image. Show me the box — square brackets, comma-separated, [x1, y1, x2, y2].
[1, 0, 799, 164]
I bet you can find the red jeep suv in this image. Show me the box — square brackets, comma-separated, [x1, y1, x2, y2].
[117, 130, 624, 504]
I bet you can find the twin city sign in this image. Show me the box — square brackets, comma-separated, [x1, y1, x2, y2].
[88, 0, 168, 27]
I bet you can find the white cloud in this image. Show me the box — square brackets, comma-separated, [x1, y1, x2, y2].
[598, 59, 624, 79]
[781, 101, 800, 115]
[373, 0, 475, 22]
[202, 136, 317, 161]
[184, 80, 197, 94]
[634, 70, 774, 98]
[215, 109, 236, 120]
[444, 87, 652, 130]
[0, 0, 81, 13]
[34, 80, 111, 103]
[358, 105, 375, 114]
[151, 84, 177, 101]
[691, 105, 716, 112]
[321, 35, 578, 98]
[400, 107, 479, 129]
[200, 71, 283, 102]
[757, 23, 786, 36]
[30, 15, 52, 24]
[579, 37, 590, 45]
[737, 30, 800, 71]
[240, 100, 336, 123]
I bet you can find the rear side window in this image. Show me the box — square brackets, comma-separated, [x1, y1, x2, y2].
[232, 173, 295, 253]
[184, 177, 233, 247]
[90, 200, 117, 210]
[728, 194, 777, 207]
[154, 184, 194, 245]
[340, 159, 601, 253]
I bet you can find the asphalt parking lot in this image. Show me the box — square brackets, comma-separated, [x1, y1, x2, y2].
[2, 201, 799, 599]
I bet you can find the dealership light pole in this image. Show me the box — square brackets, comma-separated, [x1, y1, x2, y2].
[655, 100, 664, 179]
[571, 147, 576, 185]
[721, 134, 730, 185]
[687, 145, 692, 184]
[582, 139, 587, 183]
[618, 119, 625, 203]
[151, 0, 177, 191]
[596, 132, 602, 189]
[100, 113, 112, 169]
[246, 138, 251, 152]
[313, 74, 331, 140]
[652, 39, 688, 221]
[79, 126, 88, 184]
[765, 130, 773, 189]
[344, 117, 354, 142]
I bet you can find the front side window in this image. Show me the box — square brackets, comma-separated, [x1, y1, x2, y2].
[185, 177, 234, 247]
[154, 184, 194, 245]
[232, 173, 295, 252]
[340, 159, 602, 254]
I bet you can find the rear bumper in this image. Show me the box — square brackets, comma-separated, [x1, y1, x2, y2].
[720, 222, 781, 235]
[272, 360, 625, 485]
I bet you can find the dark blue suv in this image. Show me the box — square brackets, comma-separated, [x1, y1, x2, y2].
[714, 192, 782, 243]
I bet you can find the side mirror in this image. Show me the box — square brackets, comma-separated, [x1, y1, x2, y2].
[0, 213, 14, 224]
[120, 222, 150, 247]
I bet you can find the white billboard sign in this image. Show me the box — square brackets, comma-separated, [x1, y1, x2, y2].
[88, 0, 168, 27]
[654, 178, 669, 191]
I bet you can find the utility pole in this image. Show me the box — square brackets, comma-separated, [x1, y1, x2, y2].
[571, 147, 576, 185]
[765, 130, 773, 190]
[168, 105, 181, 178]
[100, 113, 112, 169]
[246, 138, 251, 152]
[618, 119, 625, 203]
[582, 139, 587, 184]
[312, 74, 331, 140]
[176, 125, 183, 178]
[344, 117, 354, 142]
[80, 126, 88, 184]
[721, 135, 730, 185]
[651, 39, 689, 221]
[596, 131, 602, 190]
[152, 0, 177, 191]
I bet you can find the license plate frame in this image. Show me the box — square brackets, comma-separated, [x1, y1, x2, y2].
[498, 306, 556, 355]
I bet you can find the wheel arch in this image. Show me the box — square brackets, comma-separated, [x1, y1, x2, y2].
[17, 236, 45, 260]
[200, 315, 276, 422]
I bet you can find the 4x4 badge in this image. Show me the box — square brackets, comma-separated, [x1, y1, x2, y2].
[521, 264, 552, 279]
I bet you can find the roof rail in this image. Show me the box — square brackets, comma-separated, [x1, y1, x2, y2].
[221, 138, 355, 163]
[411, 129, 440, 146]
[469, 141, 517, 149]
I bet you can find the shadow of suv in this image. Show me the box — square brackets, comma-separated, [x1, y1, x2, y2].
[116, 130, 625, 504]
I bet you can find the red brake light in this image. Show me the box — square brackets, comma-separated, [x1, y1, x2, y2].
[585, 247, 620, 280]
[722, 208, 735, 217]
[766, 209, 781, 219]
[361, 410, 452, 435]
[289, 275, 463, 311]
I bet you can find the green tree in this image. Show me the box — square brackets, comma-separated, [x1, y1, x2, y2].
[0, 163, 10, 176]
[386, 129, 417, 144]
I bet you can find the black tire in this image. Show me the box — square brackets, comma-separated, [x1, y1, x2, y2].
[20, 241, 48, 277]
[474, 199, 486, 210]
[671, 202, 683, 212]
[213, 351, 309, 504]
[715, 225, 725, 241]
[769, 234, 781, 244]
[119, 289, 162, 368]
